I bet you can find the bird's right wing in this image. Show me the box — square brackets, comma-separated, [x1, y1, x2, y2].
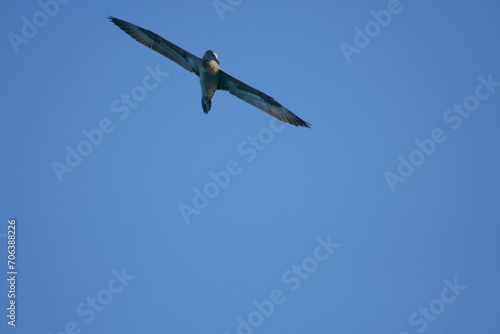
[109, 16, 202, 76]
[218, 70, 310, 128]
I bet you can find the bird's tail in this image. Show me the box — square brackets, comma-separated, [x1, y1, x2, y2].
[202, 96, 212, 114]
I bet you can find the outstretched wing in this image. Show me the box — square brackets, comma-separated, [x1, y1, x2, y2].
[109, 16, 202, 76]
[218, 71, 310, 128]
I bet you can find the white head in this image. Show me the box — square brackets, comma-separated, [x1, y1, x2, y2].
[203, 50, 220, 65]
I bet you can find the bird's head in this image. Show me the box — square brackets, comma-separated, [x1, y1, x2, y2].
[203, 50, 220, 65]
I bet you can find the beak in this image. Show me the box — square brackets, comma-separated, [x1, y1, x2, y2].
[215, 57, 220, 65]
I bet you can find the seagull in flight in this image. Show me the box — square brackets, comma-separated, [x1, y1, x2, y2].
[109, 17, 310, 128]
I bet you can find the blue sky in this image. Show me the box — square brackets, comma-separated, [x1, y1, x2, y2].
[1, 1, 499, 333]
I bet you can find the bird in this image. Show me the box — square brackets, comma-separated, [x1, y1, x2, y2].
[109, 16, 310, 128]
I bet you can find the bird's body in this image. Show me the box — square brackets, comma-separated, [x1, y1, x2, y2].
[199, 52, 220, 113]
[109, 16, 310, 127]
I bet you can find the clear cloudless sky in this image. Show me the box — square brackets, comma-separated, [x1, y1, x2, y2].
[1, 1, 499, 333]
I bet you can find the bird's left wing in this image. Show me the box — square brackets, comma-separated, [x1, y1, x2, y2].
[109, 16, 202, 76]
[218, 71, 310, 128]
